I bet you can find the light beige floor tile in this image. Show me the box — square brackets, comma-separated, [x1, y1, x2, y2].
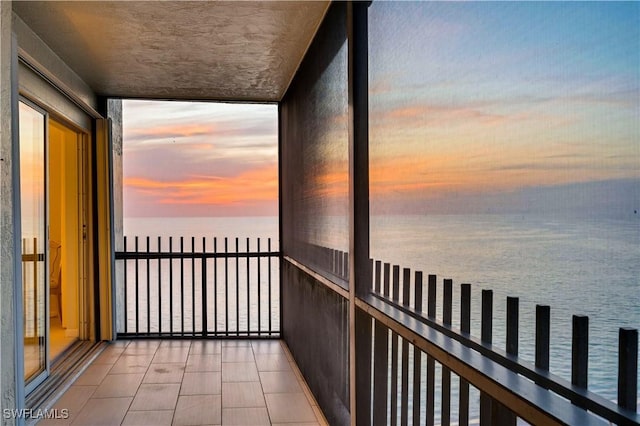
[222, 346, 254, 363]
[38, 414, 73, 426]
[159, 340, 192, 348]
[92, 344, 125, 363]
[254, 353, 292, 372]
[91, 350, 122, 365]
[180, 372, 221, 395]
[251, 340, 285, 355]
[143, 363, 185, 384]
[265, 393, 317, 424]
[222, 340, 251, 347]
[185, 354, 221, 372]
[122, 340, 160, 355]
[153, 347, 190, 364]
[189, 340, 222, 355]
[49, 340, 326, 426]
[221, 382, 265, 408]
[38, 385, 96, 425]
[130, 383, 180, 411]
[272, 424, 318, 426]
[222, 407, 270, 425]
[221, 362, 259, 382]
[110, 354, 154, 374]
[259, 370, 302, 394]
[73, 364, 112, 386]
[122, 410, 174, 426]
[173, 395, 221, 426]
[93, 373, 144, 398]
[70, 397, 132, 425]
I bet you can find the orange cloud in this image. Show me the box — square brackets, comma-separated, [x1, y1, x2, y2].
[127, 124, 216, 141]
[383, 104, 509, 127]
[125, 165, 277, 207]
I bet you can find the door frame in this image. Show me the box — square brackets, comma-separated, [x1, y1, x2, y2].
[19, 96, 50, 395]
[18, 95, 95, 396]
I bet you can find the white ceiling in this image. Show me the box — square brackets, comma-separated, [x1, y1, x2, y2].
[13, 1, 329, 102]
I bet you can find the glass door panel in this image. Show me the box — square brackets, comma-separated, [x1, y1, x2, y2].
[19, 101, 48, 385]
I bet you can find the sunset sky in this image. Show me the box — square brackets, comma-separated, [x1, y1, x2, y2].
[124, 2, 638, 218]
[368, 1, 639, 215]
[123, 101, 278, 217]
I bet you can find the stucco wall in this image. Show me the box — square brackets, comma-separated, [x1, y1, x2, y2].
[1, 1, 20, 423]
[107, 99, 123, 333]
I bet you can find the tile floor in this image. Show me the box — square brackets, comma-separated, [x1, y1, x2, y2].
[38, 339, 328, 426]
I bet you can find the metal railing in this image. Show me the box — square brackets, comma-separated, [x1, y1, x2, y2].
[320, 248, 639, 425]
[115, 236, 280, 338]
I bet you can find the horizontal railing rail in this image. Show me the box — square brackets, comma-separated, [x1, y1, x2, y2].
[305, 248, 639, 425]
[372, 292, 638, 424]
[115, 236, 280, 339]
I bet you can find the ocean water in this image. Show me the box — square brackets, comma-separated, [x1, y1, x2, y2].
[124, 214, 639, 408]
[371, 214, 640, 403]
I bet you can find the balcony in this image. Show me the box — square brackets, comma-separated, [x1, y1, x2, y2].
[38, 339, 327, 426]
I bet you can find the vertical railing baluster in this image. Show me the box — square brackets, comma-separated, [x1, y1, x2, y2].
[400, 268, 411, 426]
[124, 236, 128, 333]
[246, 238, 250, 335]
[391, 265, 400, 426]
[191, 236, 195, 335]
[442, 278, 453, 426]
[497, 296, 519, 425]
[135, 236, 139, 335]
[225, 237, 229, 336]
[459, 283, 471, 426]
[427, 274, 436, 426]
[375, 260, 382, 294]
[268, 238, 272, 334]
[618, 327, 638, 413]
[480, 289, 493, 425]
[202, 237, 207, 337]
[214, 237, 218, 336]
[506, 297, 519, 356]
[235, 237, 239, 336]
[146, 237, 150, 333]
[535, 305, 550, 371]
[257, 238, 261, 335]
[332, 249, 337, 275]
[392, 265, 400, 303]
[158, 236, 162, 335]
[373, 320, 389, 425]
[383, 263, 391, 299]
[572, 315, 589, 389]
[344, 251, 349, 280]
[412, 271, 423, 426]
[180, 237, 185, 336]
[169, 237, 173, 335]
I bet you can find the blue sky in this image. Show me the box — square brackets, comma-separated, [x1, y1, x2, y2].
[368, 1, 639, 214]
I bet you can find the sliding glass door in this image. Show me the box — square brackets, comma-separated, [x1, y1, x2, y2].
[19, 100, 48, 389]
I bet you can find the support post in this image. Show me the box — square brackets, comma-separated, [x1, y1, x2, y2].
[347, 2, 370, 425]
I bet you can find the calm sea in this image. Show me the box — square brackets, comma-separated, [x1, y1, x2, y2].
[125, 214, 639, 408]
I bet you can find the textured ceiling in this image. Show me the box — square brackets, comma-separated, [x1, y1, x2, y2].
[13, 1, 329, 102]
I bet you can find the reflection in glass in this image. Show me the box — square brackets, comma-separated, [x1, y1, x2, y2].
[19, 101, 47, 383]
